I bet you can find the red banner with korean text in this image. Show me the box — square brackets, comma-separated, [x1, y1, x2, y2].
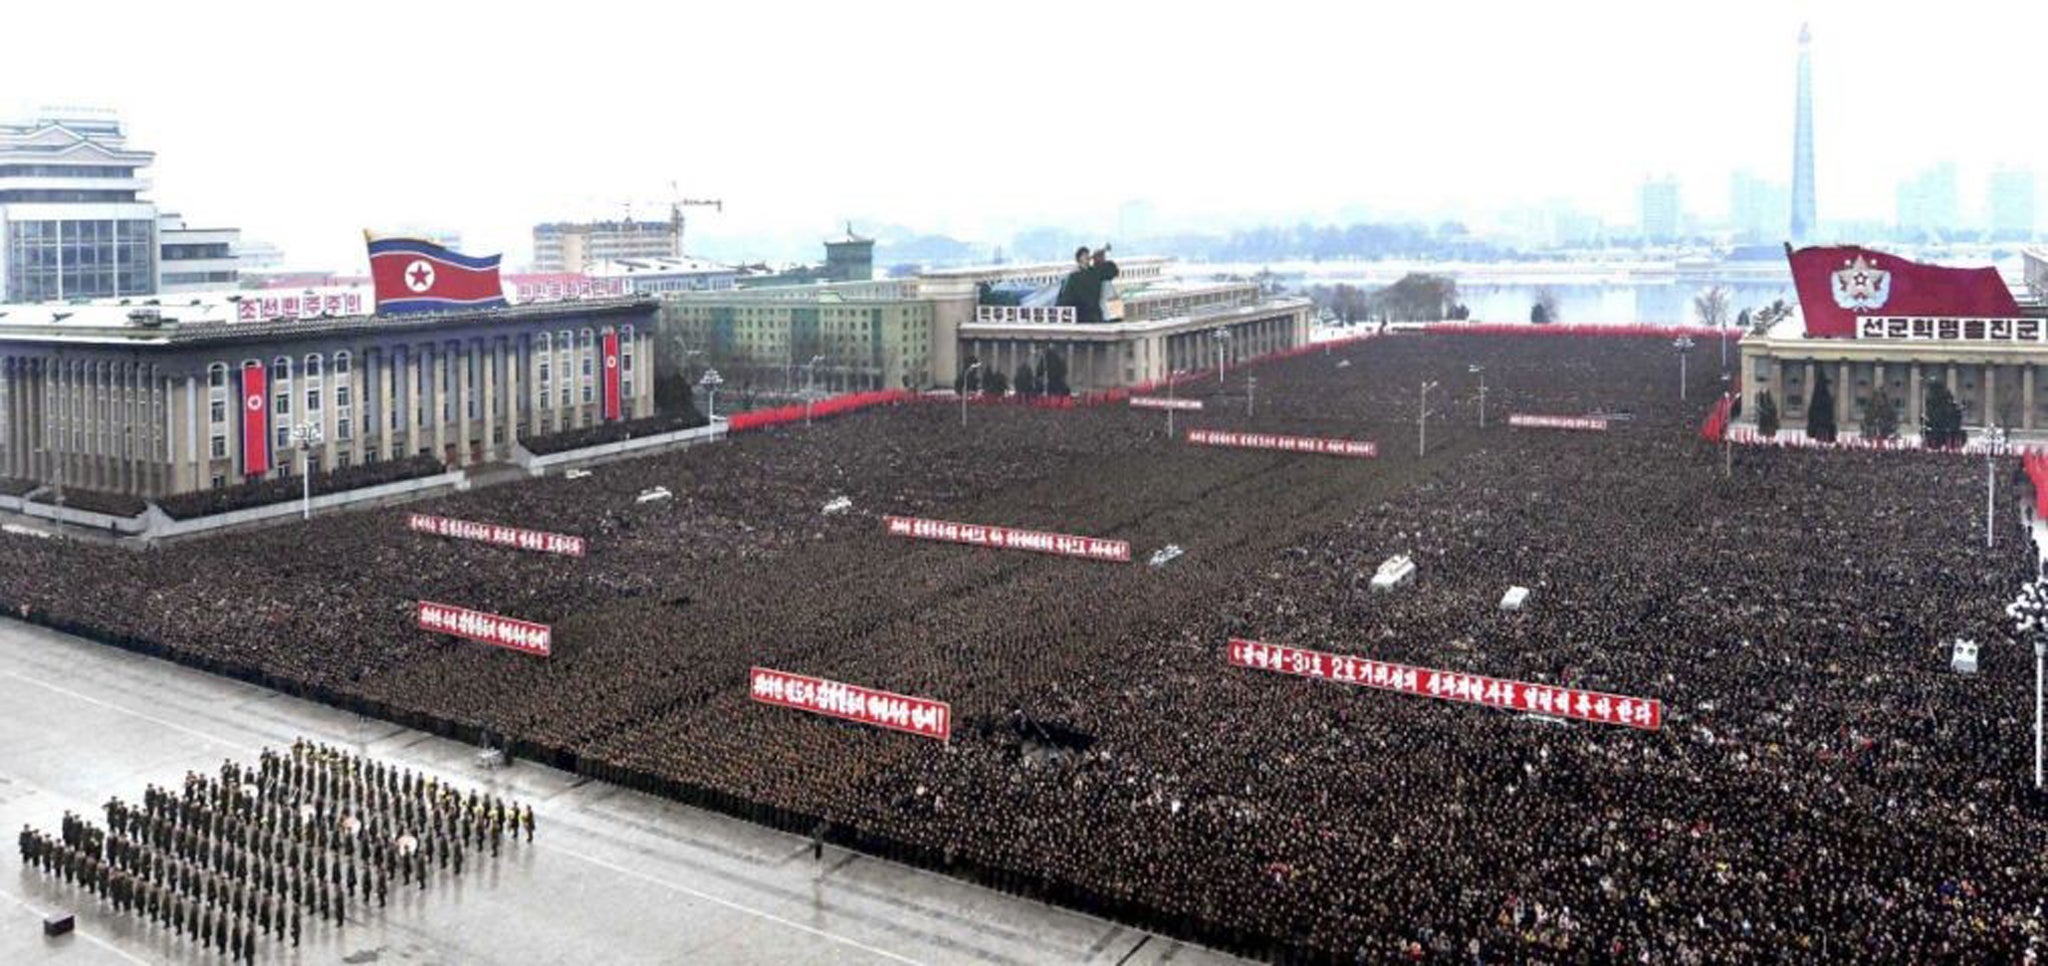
[883, 514, 1130, 562]
[241, 363, 269, 476]
[1130, 396, 1203, 411]
[417, 601, 552, 657]
[1227, 638, 1662, 730]
[602, 329, 622, 421]
[1187, 429, 1377, 458]
[749, 667, 951, 740]
[1508, 414, 1610, 432]
[407, 513, 586, 557]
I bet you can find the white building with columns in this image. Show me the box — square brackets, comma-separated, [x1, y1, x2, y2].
[0, 298, 657, 497]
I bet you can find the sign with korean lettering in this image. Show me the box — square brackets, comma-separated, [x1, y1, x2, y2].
[1507, 414, 1610, 432]
[1186, 429, 1377, 458]
[749, 667, 951, 740]
[407, 513, 587, 557]
[1226, 638, 1661, 730]
[417, 601, 552, 657]
[883, 515, 1130, 563]
[1129, 396, 1203, 411]
[237, 287, 368, 323]
[507, 273, 628, 304]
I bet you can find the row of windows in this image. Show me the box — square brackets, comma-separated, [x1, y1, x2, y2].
[205, 329, 639, 391]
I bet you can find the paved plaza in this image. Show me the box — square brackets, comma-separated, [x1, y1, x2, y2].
[0, 618, 1241, 965]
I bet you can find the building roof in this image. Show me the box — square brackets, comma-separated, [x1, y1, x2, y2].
[589, 256, 737, 277]
[0, 296, 658, 349]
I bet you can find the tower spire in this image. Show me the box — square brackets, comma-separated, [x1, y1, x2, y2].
[1790, 23, 1817, 244]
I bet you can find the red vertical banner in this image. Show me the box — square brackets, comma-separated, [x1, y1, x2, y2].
[241, 363, 270, 476]
[601, 328, 622, 421]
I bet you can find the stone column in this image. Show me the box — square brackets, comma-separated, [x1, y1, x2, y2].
[481, 337, 498, 460]
[502, 335, 519, 449]
[2026, 364, 2037, 431]
[1986, 364, 1999, 427]
[430, 344, 447, 466]
[1948, 364, 1961, 425]
[1836, 361, 1850, 425]
[1908, 362, 1923, 430]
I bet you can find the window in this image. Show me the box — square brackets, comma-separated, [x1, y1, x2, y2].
[275, 393, 288, 416]
[210, 400, 226, 423]
[211, 435, 227, 459]
[273, 357, 290, 382]
[336, 386, 351, 408]
[304, 354, 322, 379]
[537, 333, 551, 354]
[333, 351, 350, 376]
[337, 418, 352, 441]
[275, 427, 289, 450]
[306, 388, 321, 411]
[337, 452, 352, 470]
[211, 475, 225, 491]
[209, 363, 227, 390]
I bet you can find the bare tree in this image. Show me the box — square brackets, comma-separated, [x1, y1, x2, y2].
[1693, 285, 1730, 330]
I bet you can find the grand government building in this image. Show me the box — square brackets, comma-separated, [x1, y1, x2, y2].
[0, 297, 658, 498]
[1737, 246, 2048, 432]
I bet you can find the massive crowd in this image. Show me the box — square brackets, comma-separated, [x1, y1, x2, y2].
[2, 333, 2042, 962]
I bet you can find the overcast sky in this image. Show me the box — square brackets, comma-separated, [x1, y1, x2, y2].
[4, 0, 2042, 269]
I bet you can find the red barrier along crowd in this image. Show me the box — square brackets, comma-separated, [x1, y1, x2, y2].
[2028, 453, 2048, 519]
[725, 389, 914, 434]
[1228, 638, 1663, 730]
[1423, 322, 1745, 341]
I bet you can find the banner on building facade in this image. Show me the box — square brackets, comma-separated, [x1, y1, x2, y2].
[236, 288, 368, 323]
[602, 328, 622, 421]
[749, 667, 951, 740]
[1226, 638, 1662, 730]
[508, 274, 628, 303]
[883, 515, 1130, 562]
[241, 362, 269, 475]
[417, 601, 552, 657]
[1507, 414, 1610, 432]
[1129, 396, 1203, 411]
[1186, 429, 1377, 458]
[407, 514, 587, 557]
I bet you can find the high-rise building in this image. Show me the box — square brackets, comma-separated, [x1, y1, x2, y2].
[1790, 24, 1817, 244]
[1896, 163, 1961, 237]
[1988, 168, 2037, 239]
[0, 112, 159, 302]
[1638, 178, 1682, 242]
[157, 213, 240, 294]
[1730, 171, 1790, 242]
[532, 220, 678, 274]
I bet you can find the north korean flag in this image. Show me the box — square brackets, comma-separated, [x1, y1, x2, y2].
[365, 233, 509, 314]
[241, 362, 270, 476]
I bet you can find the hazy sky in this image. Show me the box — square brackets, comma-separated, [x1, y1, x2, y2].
[4, 0, 2042, 269]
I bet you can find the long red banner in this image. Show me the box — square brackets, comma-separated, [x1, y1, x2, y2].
[1187, 429, 1377, 457]
[750, 667, 951, 740]
[883, 515, 1130, 563]
[1508, 414, 1609, 431]
[601, 328, 622, 421]
[1130, 396, 1203, 411]
[1227, 638, 1661, 730]
[408, 513, 587, 557]
[241, 363, 269, 476]
[417, 601, 552, 657]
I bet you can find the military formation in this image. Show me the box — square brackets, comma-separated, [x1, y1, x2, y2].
[18, 739, 533, 959]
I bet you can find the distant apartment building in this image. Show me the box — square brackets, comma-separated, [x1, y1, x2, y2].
[157, 213, 239, 294]
[532, 220, 677, 274]
[1989, 169, 2037, 239]
[1638, 178, 1682, 242]
[1730, 171, 1790, 243]
[1896, 162, 1961, 236]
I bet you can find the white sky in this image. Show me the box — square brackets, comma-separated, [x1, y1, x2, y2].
[3, 0, 2042, 269]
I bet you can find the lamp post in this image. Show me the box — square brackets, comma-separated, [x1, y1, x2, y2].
[1985, 425, 2007, 548]
[290, 421, 323, 521]
[960, 361, 982, 427]
[803, 355, 825, 426]
[2005, 580, 2048, 790]
[699, 368, 724, 421]
[1419, 380, 1438, 459]
[1469, 364, 1486, 429]
[1673, 336, 1696, 401]
[1721, 373, 1734, 478]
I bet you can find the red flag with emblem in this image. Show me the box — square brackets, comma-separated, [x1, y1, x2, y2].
[241, 363, 270, 476]
[1789, 245, 2019, 338]
[602, 329, 621, 421]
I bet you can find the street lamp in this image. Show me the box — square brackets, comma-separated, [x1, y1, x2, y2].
[1673, 336, 1696, 401]
[960, 361, 982, 427]
[803, 355, 825, 426]
[290, 421, 323, 521]
[1419, 380, 1438, 459]
[2005, 579, 2048, 790]
[699, 368, 725, 420]
[1469, 364, 1486, 429]
[1985, 425, 2007, 548]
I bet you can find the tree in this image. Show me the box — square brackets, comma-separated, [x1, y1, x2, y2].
[1806, 369, 1837, 442]
[1757, 390, 1780, 438]
[1693, 285, 1730, 331]
[1531, 288, 1559, 325]
[1861, 389, 1900, 441]
[1042, 349, 1070, 396]
[1371, 273, 1462, 322]
[982, 368, 1009, 397]
[1923, 382, 1966, 448]
[1014, 363, 1038, 397]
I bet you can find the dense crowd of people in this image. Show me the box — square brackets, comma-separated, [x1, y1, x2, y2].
[17, 739, 532, 959]
[3, 333, 2043, 961]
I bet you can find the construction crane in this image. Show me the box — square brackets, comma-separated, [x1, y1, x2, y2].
[668, 181, 723, 256]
